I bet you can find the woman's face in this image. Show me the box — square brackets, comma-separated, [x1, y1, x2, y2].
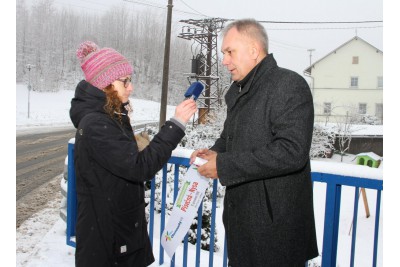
[111, 76, 133, 103]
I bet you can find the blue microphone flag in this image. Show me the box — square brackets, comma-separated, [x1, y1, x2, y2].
[184, 82, 204, 100]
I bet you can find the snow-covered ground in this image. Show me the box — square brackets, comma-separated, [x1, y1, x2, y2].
[14, 83, 386, 266]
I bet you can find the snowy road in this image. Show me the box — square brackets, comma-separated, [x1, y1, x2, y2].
[16, 127, 75, 228]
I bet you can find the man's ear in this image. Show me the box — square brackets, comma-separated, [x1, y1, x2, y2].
[251, 45, 260, 60]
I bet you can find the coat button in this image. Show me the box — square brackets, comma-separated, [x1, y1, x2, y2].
[135, 222, 139, 228]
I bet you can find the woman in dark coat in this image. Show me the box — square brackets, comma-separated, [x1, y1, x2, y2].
[191, 19, 319, 266]
[70, 41, 197, 267]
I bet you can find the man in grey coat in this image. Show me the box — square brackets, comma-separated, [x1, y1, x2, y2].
[190, 19, 319, 266]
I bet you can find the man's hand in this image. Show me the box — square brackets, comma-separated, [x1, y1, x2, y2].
[190, 149, 219, 179]
[190, 148, 211, 164]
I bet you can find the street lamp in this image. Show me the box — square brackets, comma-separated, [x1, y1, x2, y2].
[306, 49, 315, 96]
[307, 49, 315, 66]
[26, 64, 36, 118]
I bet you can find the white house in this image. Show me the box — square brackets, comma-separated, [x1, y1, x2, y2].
[304, 36, 383, 124]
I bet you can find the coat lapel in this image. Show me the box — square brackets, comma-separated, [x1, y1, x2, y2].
[225, 67, 258, 111]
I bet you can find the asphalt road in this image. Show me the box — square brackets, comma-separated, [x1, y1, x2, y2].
[16, 127, 76, 228]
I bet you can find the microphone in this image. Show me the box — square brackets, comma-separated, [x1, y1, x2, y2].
[184, 82, 204, 101]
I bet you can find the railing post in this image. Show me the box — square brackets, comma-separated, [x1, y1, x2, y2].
[321, 175, 342, 267]
[350, 187, 360, 267]
[170, 163, 180, 267]
[149, 177, 156, 246]
[372, 190, 382, 267]
[159, 164, 168, 265]
[208, 179, 218, 267]
[66, 142, 77, 247]
[183, 234, 189, 267]
[196, 203, 203, 267]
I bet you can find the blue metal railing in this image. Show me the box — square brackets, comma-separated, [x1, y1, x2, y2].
[311, 172, 382, 266]
[66, 143, 383, 266]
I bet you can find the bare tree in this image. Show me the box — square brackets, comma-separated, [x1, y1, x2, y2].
[310, 124, 335, 159]
[16, 0, 30, 82]
[16, 0, 192, 103]
[335, 111, 355, 162]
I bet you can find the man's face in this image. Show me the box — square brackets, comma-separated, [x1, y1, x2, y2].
[221, 27, 257, 82]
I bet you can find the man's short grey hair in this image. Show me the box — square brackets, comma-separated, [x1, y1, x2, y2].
[222, 18, 269, 54]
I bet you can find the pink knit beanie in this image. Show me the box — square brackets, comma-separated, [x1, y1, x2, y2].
[76, 41, 133, 89]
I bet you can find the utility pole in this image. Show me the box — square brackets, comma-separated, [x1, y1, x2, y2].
[26, 64, 36, 118]
[159, 0, 173, 129]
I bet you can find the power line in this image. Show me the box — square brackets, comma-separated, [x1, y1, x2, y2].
[53, 0, 383, 28]
[265, 25, 383, 31]
[257, 20, 382, 24]
[177, 0, 209, 17]
[52, 1, 383, 31]
[52, 0, 209, 18]
[122, 0, 166, 10]
[123, 0, 210, 17]
[270, 40, 309, 51]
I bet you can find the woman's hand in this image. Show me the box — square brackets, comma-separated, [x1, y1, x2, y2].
[174, 99, 197, 123]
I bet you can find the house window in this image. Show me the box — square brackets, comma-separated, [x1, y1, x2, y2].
[375, 103, 383, 118]
[323, 102, 331, 115]
[350, 76, 359, 88]
[352, 56, 359, 64]
[377, 76, 383, 88]
[359, 103, 367, 114]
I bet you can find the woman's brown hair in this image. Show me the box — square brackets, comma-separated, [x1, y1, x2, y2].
[103, 84, 132, 124]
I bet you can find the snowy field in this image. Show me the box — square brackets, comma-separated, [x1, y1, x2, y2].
[14, 83, 386, 266]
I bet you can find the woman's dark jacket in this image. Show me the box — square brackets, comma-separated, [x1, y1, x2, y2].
[70, 80, 185, 267]
[211, 54, 319, 266]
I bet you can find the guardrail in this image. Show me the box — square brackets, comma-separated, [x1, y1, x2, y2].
[132, 121, 159, 133]
[66, 144, 383, 267]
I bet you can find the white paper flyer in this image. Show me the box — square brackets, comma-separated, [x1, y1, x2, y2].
[161, 158, 209, 258]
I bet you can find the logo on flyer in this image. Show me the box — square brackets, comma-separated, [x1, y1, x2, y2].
[164, 217, 184, 242]
[164, 231, 172, 242]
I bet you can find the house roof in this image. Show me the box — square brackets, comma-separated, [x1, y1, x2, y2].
[303, 36, 383, 75]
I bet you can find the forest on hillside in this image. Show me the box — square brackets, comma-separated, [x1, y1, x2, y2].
[16, 0, 216, 104]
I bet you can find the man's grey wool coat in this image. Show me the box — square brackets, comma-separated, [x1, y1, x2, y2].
[211, 54, 319, 267]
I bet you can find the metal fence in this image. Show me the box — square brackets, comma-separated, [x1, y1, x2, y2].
[66, 143, 383, 266]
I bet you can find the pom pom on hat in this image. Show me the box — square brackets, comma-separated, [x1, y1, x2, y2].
[76, 41, 133, 90]
[76, 41, 99, 62]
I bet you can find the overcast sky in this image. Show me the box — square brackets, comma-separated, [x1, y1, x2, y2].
[32, 0, 384, 76]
